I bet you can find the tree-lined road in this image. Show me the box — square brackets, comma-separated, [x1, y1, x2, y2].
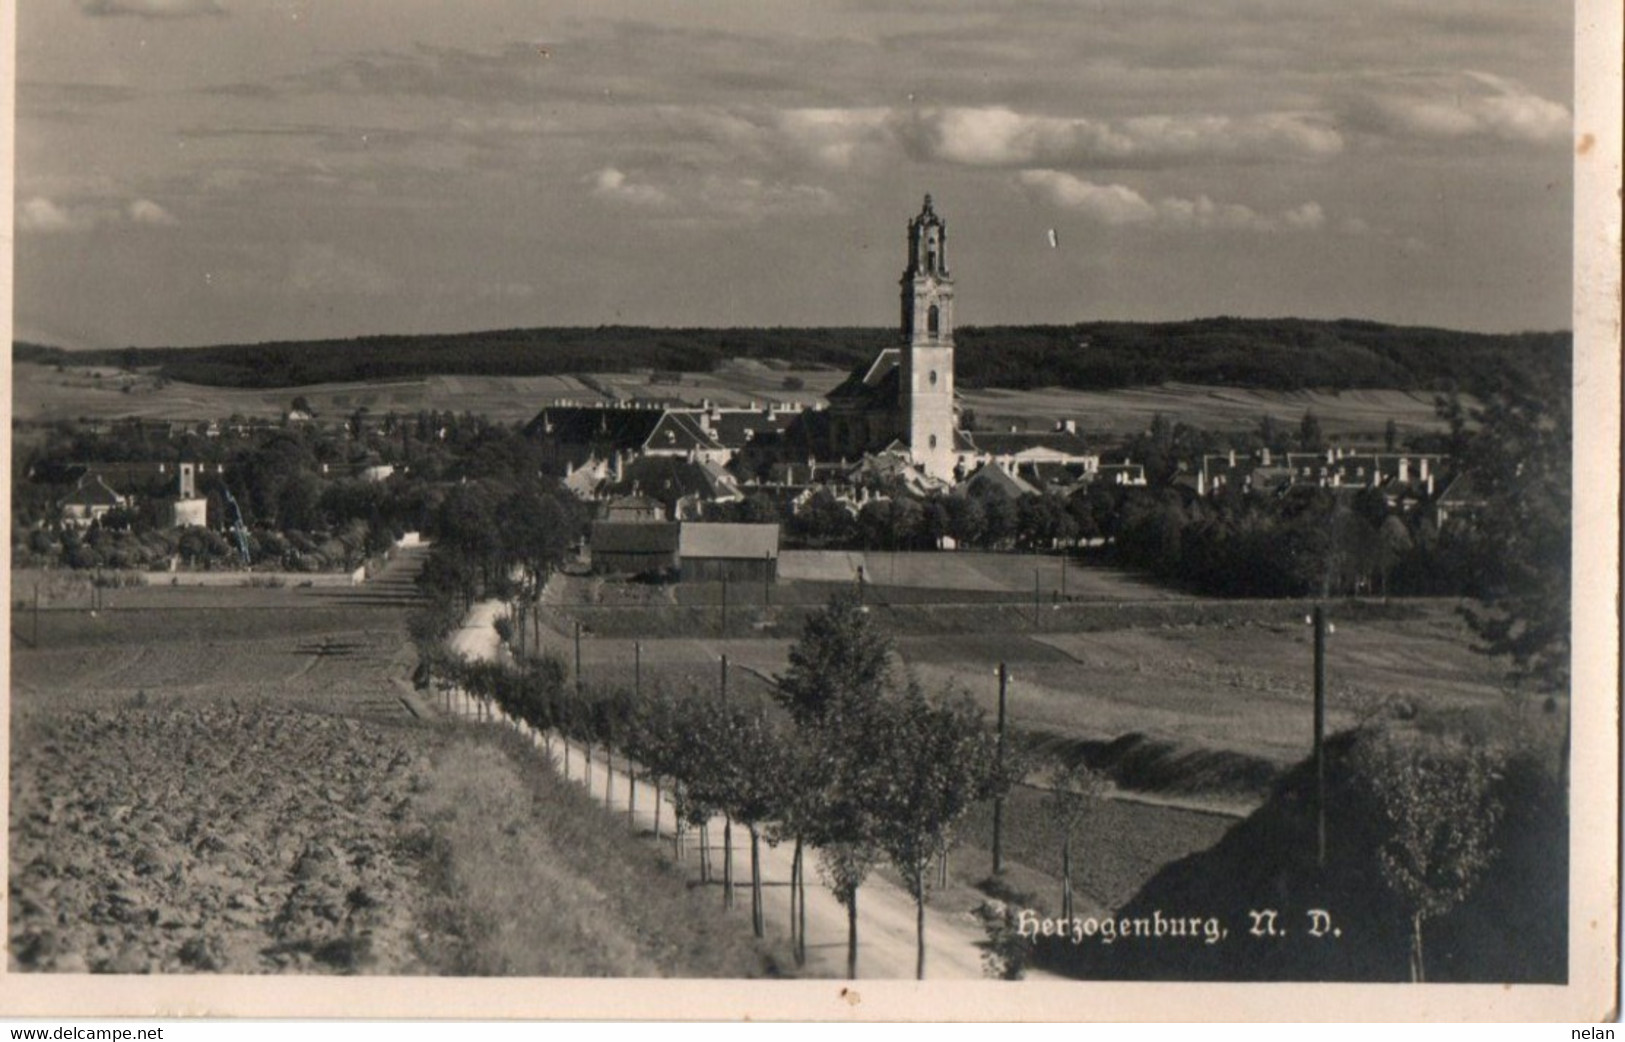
[448, 599, 1011, 980]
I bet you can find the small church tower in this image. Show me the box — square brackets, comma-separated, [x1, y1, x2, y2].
[899, 194, 957, 480]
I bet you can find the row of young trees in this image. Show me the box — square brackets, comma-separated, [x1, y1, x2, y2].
[417, 592, 1015, 979]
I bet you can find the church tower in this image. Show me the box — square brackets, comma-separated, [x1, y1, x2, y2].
[899, 194, 957, 480]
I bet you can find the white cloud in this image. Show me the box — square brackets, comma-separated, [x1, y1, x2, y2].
[900, 106, 1343, 168]
[774, 108, 894, 169]
[1346, 70, 1570, 145]
[79, 0, 224, 17]
[1020, 170, 1328, 234]
[127, 199, 178, 225]
[590, 167, 670, 208]
[18, 195, 177, 233]
[18, 197, 80, 233]
[1282, 202, 1326, 231]
[1017, 170, 1157, 226]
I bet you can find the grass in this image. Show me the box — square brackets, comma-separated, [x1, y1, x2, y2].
[954, 786, 1239, 914]
[407, 730, 792, 977]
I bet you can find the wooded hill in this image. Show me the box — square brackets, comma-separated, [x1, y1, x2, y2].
[15, 318, 1568, 397]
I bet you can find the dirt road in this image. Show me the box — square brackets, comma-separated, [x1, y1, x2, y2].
[448, 600, 1005, 980]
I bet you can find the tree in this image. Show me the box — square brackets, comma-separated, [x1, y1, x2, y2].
[1047, 758, 1108, 924]
[1258, 413, 1287, 454]
[777, 591, 894, 977]
[1376, 515, 1414, 599]
[1352, 730, 1503, 982]
[775, 590, 893, 727]
[711, 704, 786, 937]
[944, 494, 986, 548]
[1442, 378, 1572, 693]
[870, 681, 1004, 979]
[1298, 409, 1326, 453]
[981, 495, 1018, 549]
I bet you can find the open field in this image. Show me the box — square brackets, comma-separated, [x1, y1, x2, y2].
[15, 359, 1455, 436]
[11, 545, 1524, 978]
[11, 360, 844, 426]
[9, 557, 786, 976]
[543, 556, 1515, 793]
[962, 382, 1456, 439]
[552, 606, 1509, 787]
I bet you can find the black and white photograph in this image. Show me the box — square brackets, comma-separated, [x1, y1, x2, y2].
[3, 0, 1618, 1022]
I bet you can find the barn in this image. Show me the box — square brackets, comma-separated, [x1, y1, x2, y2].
[589, 521, 680, 577]
[677, 523, 780, 583]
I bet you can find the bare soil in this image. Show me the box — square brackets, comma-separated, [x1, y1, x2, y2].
[9, 558, 785, 977]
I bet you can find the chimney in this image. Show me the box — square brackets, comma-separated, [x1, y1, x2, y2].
[1420, 458, 1430, 480]
[1261, 447, 1272, 466]
[613, 452, 625, 483]
[1228, 449, 1237, 467]
[180, 462, 195, 499]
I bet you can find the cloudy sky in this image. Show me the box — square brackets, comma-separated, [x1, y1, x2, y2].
[13, 0, 1574, 349]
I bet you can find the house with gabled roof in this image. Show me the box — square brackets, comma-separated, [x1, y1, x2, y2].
[955, 461, 1039, 500]
[60, 474, 129, 527]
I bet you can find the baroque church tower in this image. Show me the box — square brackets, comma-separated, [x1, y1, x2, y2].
[900, 194, 957, 480]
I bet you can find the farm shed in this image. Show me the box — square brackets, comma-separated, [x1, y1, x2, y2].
[590, 521, 680, 577]
[677, 523, 781, 583]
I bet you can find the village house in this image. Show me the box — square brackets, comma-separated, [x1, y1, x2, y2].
[59, 474, 129, 527]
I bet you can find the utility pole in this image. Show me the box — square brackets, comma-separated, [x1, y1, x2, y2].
[1033, 569, 1041, 628]
[763, 551, 772, 605]
[634, 640, 642, 700]
[1060, 553, 1067, 599]
[1312, 604, 1328, 870]
[721, 575, 729, 638]
[720, 654, 729, 704]
[574, 620, 583, 693]
[992, 662, 1009, 875]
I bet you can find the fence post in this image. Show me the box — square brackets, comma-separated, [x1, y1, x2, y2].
[993, 662, 1008, 875]
[1313, 603, 1328, 870]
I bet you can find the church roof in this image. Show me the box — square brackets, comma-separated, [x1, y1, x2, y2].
[827, 349, 901, 404]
